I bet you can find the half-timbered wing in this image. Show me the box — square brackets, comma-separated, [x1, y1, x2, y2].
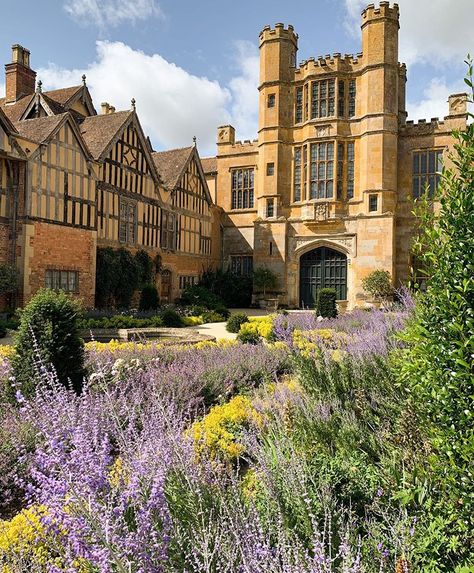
[81, 110, 163, 250]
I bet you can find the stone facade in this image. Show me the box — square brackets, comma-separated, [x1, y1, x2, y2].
[206, 2, 468, 309]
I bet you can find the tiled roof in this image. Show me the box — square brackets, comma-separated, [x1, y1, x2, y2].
[0, 106, 17, 134]
[0, 94, 34, 122]
[13, 113, 67, 144]
[44, 85, 82, 105]
[80, 111, 132, 160]
[152, 146, 193, 190]
[201, 156, 217, 174]
[0, 86, 83, 123]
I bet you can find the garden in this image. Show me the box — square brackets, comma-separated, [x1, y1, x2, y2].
[0, 64, 472, 573]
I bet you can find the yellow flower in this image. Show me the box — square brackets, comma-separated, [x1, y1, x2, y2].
[0, 346, 16, 361]
[239, 316, 274, 341]
[190, 395, 265, 461]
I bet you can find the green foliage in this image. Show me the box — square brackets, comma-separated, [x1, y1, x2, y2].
[135, 249, 155, 287]
[236, 329, 261, 345]
[316, 288, 337, 318]
[80, 314, 164, 330]
[95, 248, 156, 309]
[362, 270, 393, 300]
[226, 312, 250, 333]
[139, 284, 160, 311]
[398, 58, 474, 570]
[253, 267, 278, 296]
[201, 310, 226, 323]
[0, 319, 8, 338]
[199, 269, 253, 307]
[0, 264, 19, 295]
[160, 309, 184, 328]
[179, 285, 229, 318]
[11, 289, 85, 397]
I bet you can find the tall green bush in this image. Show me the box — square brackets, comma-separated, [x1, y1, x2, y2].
[316, 288, 337, 318]
[199, 269, 253, 307]
[399, 59, 474, 570]
[362, 270, 393, 300]
[139, 284, 160, 311]
[12, 289, 85, 397]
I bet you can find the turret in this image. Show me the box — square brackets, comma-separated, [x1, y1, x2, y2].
[361, 2, 399, 65]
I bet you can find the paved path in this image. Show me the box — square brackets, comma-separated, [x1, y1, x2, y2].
[188, 308, 275, 341]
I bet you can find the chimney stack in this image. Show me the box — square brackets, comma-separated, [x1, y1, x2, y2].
[5, 44, 36, 103]
[101, 102, 115, 115]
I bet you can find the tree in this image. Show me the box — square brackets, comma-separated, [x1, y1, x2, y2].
[399, 58, 474, 570]
[0, 263, 19, 295]
[12, 289, 85, 398]
[361, 270, 393, 301]
[253, 267, 278, 298]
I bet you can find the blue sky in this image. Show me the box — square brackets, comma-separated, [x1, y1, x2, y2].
[0, 0, 472, 155]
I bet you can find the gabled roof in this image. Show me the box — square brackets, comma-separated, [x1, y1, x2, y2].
[0, 106, 18, 135]
[14, 113, 67, 144]
[13, 112, 92, 160]
[152, 146, 194, 190]
[201, 156, 217, 174]
[153, 145, 214, 205]
[0, 84, 96, 123]
[0, 94, 34, 123]
[80, 110, 133, 160]
[80, 110, 162, 188]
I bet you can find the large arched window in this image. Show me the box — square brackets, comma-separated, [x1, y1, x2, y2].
[299, 246, 347, 307]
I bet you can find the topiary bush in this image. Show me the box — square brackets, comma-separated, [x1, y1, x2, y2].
[139, 284, 160, 311]
[11, 289, 85, 398]
[226, 312, 250, 333]
[236, 329, 261, 345]
[160, 309, 183, 328]
[362, 270, 393, 300]
[199, 269, 253, 308]
[316, 288, 337, 318]
[201, 311, 226, 323]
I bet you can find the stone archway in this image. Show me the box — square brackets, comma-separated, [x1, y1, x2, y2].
[299, 246, 347, 307]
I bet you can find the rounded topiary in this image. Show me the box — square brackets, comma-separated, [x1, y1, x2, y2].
[316, 288, 337, 318]
[12, 289, 85, 398]
[139, 284, 160, 311]
[160, 308, 183, 328]
[201, 311, 226, 323]
[362, 270, 393, 300]
[226, 313, 249, 333]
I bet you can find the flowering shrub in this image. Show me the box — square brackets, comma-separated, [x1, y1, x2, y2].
[191, 395, 265, 460]
[237, 316, 274, 342]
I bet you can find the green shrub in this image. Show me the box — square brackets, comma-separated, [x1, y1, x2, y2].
[213, 305, 230, 320]
[201, 311, 226, 323]
[0, 319, 8, 338]
[226, 313, 249, 333]
[316, 288, 337, 318]
[362, 270, 393, 300]
[236, 329, 261, 345]
[398, 60, 474, 570]
[180, 285, 224, 310]
[0, 264, 19, 295]
[199, 269, 253, 307]
[139, 284, 160, 311]
[160, 309, 183, 328]
[80, 314, 164, 330]
[12, 289, 85, 397]
[253, 267, 278, 297]
[135, 249, 155, 286]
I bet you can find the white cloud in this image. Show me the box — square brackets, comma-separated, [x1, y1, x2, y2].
[406, 77, 473, 122]
[64, 0, 163, 29]
[36, 40, 262, 156]
[228, 41, 260, 141]
[343, 0, 473, 68]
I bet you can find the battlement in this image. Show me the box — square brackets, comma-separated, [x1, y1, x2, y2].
[233, 139, 258, 147]
[259, 23, 298, 47]
[294, 52, 364, 76]
[361, 2, 399, 23]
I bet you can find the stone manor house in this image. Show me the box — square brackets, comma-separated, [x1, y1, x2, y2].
[0, 2, 468, 310]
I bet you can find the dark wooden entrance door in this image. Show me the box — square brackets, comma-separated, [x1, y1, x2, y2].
[160, 270, 172, 303]
[299, 247, 347, 307]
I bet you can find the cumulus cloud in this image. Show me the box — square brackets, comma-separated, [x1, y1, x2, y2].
[228, 41, 260, 141]
[343, 0, 473, 68]
[63, 0, 163, 29]
[36, 40, 261, 156]
[406, 77, 472, 122]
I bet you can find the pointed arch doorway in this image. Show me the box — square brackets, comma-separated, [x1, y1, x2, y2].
[299, 246, 347, 307]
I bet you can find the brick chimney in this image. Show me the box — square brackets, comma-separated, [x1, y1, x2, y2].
[5, 44, 36, 103]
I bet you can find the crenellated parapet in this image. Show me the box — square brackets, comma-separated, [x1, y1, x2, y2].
[259, 23, 298, 48]
[294, 52, 365, 80]
[361, 2, 399, 25]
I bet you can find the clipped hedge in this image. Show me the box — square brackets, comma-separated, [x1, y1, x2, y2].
[226, 313, 249, 333]
[316, 288, 337, 318]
